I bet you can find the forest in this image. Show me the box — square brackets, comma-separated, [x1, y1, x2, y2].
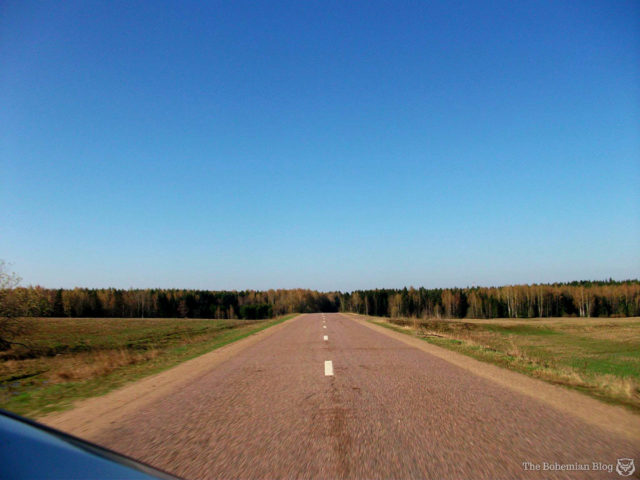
[6, 280, 640, 320]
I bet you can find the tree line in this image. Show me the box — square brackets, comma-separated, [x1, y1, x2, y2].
[11, 287, 341, 319]
[3, 279, 639, 320]
[341, 280, 640, 318]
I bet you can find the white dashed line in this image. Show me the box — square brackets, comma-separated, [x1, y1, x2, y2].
[324, 360, 334, 376]
[323, 335, 328, 341]
[323, 325, 327, 329]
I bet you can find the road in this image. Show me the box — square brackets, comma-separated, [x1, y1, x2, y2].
[86, 313, 638, 479]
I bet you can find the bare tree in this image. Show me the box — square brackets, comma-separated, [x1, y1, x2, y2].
[0, 261, 39, 351]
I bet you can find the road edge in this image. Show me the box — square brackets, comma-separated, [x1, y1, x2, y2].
[38, 314, 304, 439]
[344, 313, 640, 443]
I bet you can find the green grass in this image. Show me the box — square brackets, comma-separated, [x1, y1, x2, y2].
[0, 315, 297, 418]
[361, 315, 640, 412]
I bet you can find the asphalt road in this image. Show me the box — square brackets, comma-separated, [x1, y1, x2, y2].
[92, 313, 639, 479]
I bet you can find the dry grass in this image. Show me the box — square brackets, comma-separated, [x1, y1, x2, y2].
[50, 349, 160, 382]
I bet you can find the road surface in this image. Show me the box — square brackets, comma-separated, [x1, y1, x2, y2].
[76, 314, 638, 478]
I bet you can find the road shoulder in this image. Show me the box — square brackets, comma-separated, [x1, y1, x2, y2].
[345, 313, 640, 443]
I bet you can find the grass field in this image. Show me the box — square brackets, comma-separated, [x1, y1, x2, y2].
[0, 315, 296, 418]
[360, 315, 640, 412]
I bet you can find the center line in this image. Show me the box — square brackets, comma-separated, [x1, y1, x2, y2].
[323, 335, 328, 341]
[324, 360, 334, 376]
[323, 325, 327, 329]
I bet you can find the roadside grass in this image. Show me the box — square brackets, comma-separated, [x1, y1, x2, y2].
[0, 315, 297, 418]
[355, 314, 640, 412]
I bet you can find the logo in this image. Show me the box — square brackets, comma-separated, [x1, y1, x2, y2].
[616, 458, 635, 477]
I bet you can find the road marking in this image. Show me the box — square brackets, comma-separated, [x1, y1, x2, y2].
[323, 325, 327, 329]
[323, 335, 328, 341]
[324, 360, 334, 376]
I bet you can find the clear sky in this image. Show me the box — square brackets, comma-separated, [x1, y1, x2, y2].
[1, 1, 639, 291]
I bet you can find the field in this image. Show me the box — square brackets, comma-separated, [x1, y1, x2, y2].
[362, 315, 640, 411]
[0, 315, 296, 417]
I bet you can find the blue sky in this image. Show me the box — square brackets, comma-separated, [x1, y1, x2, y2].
[1, 0, 639, 290]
